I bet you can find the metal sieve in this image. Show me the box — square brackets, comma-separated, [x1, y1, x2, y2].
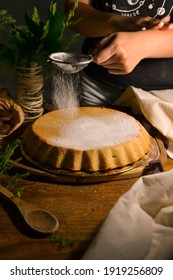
[49, 52, 93, 74]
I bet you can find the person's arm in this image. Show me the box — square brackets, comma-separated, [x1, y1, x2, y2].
[65, 0, 164, 37]
[65, 0, 126, 37]
[65, 1, 173, 75]
[93, 29, 173, 74]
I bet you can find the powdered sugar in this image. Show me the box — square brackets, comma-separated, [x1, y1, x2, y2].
[48, 112, 140, 150]
[52, 70, 80, 112]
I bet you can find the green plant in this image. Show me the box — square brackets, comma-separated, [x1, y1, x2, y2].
[0, 0, 79, 71]
[0, 139, 29, 196]
[0, 139, 22, 177]
[49, 234, 73, 247]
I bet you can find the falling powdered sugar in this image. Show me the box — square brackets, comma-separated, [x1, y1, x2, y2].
[49, 112, 140, 150]
[51, 70, 80, 114]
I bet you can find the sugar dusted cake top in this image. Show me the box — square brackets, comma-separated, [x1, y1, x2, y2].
[32, 107, 140, 150]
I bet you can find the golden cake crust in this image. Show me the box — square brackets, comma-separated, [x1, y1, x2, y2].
[21, 107, 151, 172]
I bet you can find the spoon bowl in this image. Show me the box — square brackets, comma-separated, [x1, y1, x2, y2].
[0, 184, 59, 234]
[49, 52, 93, 74]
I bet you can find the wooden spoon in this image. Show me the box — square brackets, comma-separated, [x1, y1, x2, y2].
[0, 184, 59, 234]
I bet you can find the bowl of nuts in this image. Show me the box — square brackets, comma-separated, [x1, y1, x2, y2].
[0, 88, 24, 138]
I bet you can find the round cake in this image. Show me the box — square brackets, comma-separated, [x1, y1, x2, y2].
[21, 107, 151, 172]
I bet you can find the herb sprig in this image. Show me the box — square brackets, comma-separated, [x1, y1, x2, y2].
[49, 234, 74, 247]
[0, 0, 79, 71]
[0, 139, 29, 197]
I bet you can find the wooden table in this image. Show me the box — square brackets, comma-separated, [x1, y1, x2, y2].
[0, 127, 173, 260]
[0, 158, 173, 260]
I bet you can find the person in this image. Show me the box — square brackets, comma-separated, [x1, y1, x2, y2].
[65, 0, 173, 106]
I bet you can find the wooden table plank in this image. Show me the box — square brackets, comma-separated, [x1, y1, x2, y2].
[0, 176, 137, 260]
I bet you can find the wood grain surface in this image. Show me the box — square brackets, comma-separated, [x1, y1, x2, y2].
[0, 156, 173, 260]
[0, 175, 137, 260]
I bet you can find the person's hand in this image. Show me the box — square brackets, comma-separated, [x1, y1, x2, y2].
[110, 15, 155, 31]
[157, 15, 173, 30]
[141, 15, 173, 30]
[112, 14, 172, 31]
[161, 23, 173, 30]
[92, 15, 173, 75]
[92, 32, 148, 74]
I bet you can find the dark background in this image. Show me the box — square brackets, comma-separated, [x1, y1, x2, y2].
[0, 0, 84, 100]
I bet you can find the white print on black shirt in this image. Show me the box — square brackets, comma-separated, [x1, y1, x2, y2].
[103, 0, 173, 18]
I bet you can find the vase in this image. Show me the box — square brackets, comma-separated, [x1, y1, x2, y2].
[16, 62, 44, 121]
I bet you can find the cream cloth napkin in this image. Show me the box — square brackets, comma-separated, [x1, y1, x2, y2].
[82, 169, 173, 260]
[114, 86, 173, 157]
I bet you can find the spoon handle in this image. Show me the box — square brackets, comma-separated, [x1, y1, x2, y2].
[0, 183, 23, 203]
[0, 184, 29, 213]
[0, 184, 15, 200]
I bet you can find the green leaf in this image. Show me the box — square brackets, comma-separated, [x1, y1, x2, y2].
[41, 20, 50, 40]
[31, 7, 40, 25]
[24, 8, 43, 38]
[0, 1, 79, 66]
[43, 37, 64, 53]
[0, 139, 21, 176]
[65, 0, 79, 27]
[49, 235, 73, 246]
[46, 13, 65, 41]
[14, 187, 25, 198]
[62, 33, 80, 51]
[0, 9, 15, 30]
[0, 139, 29, 195]
[47, 0, 57, 18]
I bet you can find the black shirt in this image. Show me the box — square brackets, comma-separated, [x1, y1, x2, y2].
[82, 0, 173, 91]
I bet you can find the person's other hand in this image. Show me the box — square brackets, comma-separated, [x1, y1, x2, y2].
[141, 15, 172, 30]
[92, 32, 147, 74]
[111, 15, 156, 31]
[114, 15, 171, 31]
